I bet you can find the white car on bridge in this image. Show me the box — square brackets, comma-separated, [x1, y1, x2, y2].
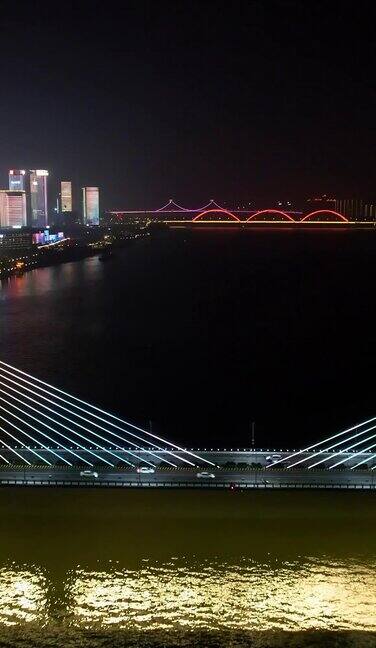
[80, 470, 99, 478]
[197, 471, 216, 479]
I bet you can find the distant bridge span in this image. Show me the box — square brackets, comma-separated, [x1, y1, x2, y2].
[185, 208, 349, 224]
[108, 201, 357, 224]
[192, 209, 241, 222]
[246, 209, 296, 222]
[170, 208, 352, 225]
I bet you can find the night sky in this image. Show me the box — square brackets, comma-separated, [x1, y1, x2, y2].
[0, 1, 375, 210]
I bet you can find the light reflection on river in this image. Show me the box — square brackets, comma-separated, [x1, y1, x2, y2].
[0, 489, 375, 640]
[0, 557, 375, 632]
[68, 558, 376, 631]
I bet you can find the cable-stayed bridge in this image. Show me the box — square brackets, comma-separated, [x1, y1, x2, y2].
[267, 416, 376, 471]
[0, 360, 214, 469]
[0, 360, 374, 489]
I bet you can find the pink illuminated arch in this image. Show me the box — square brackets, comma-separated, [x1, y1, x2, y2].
[246, 209, 296, 222]
[301, 209, 348, 222]
[192, 209, 241, 222]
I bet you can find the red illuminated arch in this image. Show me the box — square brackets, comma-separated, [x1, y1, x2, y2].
[246, 209, 296, 222]
[192, 209, 241, 222]
[301, 210, 348, 222]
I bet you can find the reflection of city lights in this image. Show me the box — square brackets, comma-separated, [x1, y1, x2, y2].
[69, 558, 376, 631]
[0, 567, 47, 625]
[0, 558, 374, 631]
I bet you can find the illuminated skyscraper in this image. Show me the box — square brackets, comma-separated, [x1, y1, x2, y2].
[0, 191, 27, 227]
[82, 187, 99, 225]
[29, 170, 49, 227]
[335, 199, 364, 221]
[9, 170, 26, 191]
[61, 181, 72, 211]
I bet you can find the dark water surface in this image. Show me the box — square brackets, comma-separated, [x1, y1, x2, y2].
[0, 489, 375, 646]
[1, 228, 375, 448]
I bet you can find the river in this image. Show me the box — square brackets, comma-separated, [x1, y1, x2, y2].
[0, 227, 375, 448]
[0, 488, 375, 646]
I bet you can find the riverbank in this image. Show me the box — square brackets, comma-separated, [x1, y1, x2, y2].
[0, 226, 152, 279]
[0, 626, 375, 648]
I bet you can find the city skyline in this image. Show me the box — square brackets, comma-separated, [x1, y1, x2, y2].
[0, 169, 101, 227]
[0, 2, 374, 210]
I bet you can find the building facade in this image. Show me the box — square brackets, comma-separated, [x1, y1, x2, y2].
[82, 187, 99, 225]
[0, 190, 27, 227]
[29, 170, 49, 227]
[0, 229, 33, 251]
[60, 181, 72, 212]
[9, 170, 27, 192]
[335, 199, 364, 221]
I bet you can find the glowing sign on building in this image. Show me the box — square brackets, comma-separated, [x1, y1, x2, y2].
[30, 170, 49, 227]
[32, 230, 65, 245]
[9, 170, 26, 191]
[0, 190, 27, 227]
[61, 181, 72, 212]
[82, 187, 99, 225]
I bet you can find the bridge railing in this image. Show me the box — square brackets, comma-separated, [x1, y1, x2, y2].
[0, 479, 374, 490]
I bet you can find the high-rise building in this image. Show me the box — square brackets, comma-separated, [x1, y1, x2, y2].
[29, 170, 49, 227]
[82, 187, 99, 225]
[0, 190, 27, 227]
[335, 199, 364, 221]
[364, 203, 376, 220]
[61, 181, 72, 212]
[9, 170, 26, 191]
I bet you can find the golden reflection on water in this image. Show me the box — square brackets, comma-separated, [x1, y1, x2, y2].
[0, 558, 375, 632]
[0, 565, 47, 625]
[68, 558, 376, 631]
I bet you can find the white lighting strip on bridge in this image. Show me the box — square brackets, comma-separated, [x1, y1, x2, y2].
[0, 386, 136, 468]
[329, 439, 376, 469]
[0, 402, 87, 467]
[0, 425, 32, 465]
[268, 416, 376, 469]
[0, 409, 73, 466]
[0, 360, 215, 467]
[0, 371, 178, 467]
[0, 396, 114, 467]
[308, 428, 376, 469]
[0, 366, 190, 467]
[292, 424, 376, 469]
[0, 363, 209, 467]
[352, 451, 376, 470]
[0, 421, 51, 465]
[0, 375, 173, 468]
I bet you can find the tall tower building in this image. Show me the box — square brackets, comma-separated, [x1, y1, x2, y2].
[29, 170, 49, 227]
[335, 199, 364, 221]
[0, 191, 27, 227]
[82, 187, 99, 225]
[9, 170, 26, 191]
[61, 181, 72, 212]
